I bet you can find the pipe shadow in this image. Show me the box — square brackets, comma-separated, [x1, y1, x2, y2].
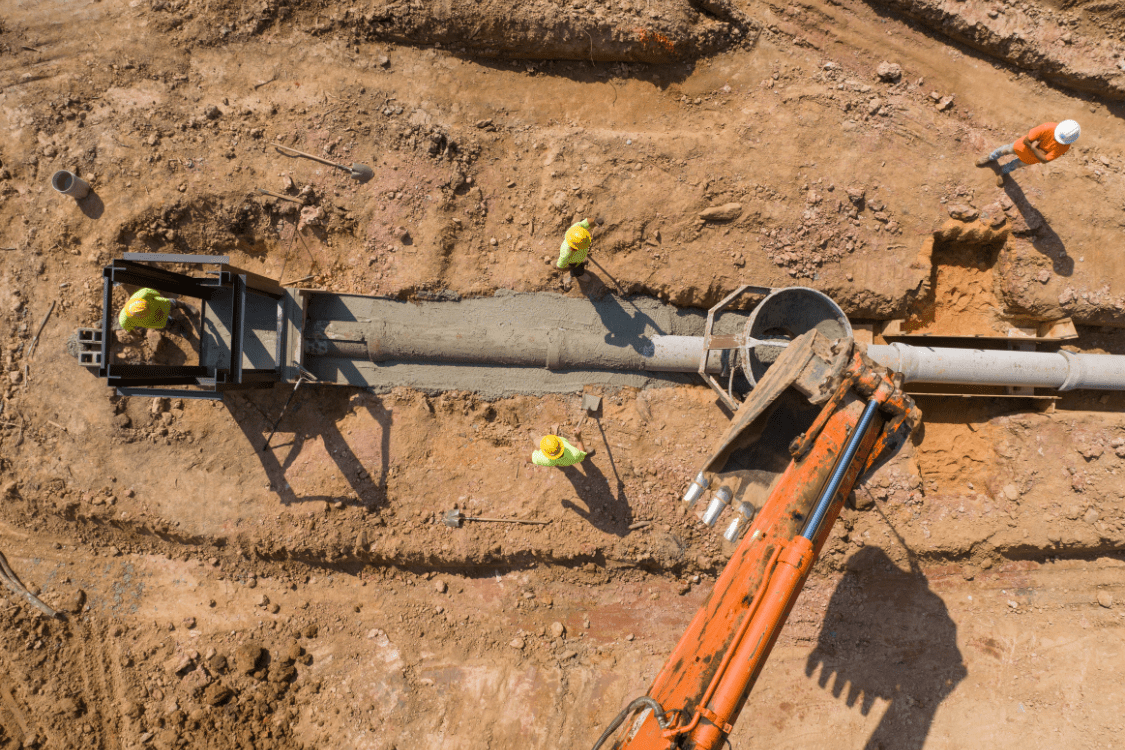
[804, 547, 967, 750]
[560, 459, 633, 537]
[1002, 179, 1073, 276]
[78, 189, 105, 220]
[226, 388, 391, 511]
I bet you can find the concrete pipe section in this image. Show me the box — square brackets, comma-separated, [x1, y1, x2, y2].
[740, 287, 852, 386]
[299, 291, 737, 397]
[312, 327, 726, 374]
[296, 286, 1125, 396]
[866, 343, 1125, 391]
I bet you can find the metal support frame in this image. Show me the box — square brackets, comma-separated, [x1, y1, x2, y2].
[699, 285, 772, 410]
[93, 253, 286, 399]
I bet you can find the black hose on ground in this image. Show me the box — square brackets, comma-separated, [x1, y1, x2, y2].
[590, 696, 670, 750]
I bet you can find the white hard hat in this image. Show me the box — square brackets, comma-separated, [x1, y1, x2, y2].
[1054, 120, 1080, 145]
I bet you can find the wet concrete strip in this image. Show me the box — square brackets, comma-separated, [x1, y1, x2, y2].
[301, 289, 751, 398]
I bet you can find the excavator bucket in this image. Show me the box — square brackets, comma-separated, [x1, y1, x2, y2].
[681, 329, 854, 535]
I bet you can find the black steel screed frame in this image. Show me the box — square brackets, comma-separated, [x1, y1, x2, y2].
[80, 252, 286, 400]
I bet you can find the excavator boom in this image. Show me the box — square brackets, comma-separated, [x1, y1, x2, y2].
[596, 331, 920, 750]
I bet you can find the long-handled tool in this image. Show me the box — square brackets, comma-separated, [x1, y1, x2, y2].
[261, 365, 318, 452]
[0, 549, 59, 619]
[442, 510, 550, 529]
[274, 145, 374, 183]
[256, 188, 305, 205]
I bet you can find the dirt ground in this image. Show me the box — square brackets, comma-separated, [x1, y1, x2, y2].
[3, 0, 1125, 748]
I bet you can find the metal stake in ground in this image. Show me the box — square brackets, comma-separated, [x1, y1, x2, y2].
[442, 510, 551, 529]
[25, 300, 56, 360]
[274, 145, 374, 183]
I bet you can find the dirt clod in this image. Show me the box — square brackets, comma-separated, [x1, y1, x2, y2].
[65, 588, 87, 613]
[201, 683, 234, 707]
[947, 204, 978, 222]
[876, 61, 903, 82]
[699, 203, 743, 222]
[233, 644, 265, 674]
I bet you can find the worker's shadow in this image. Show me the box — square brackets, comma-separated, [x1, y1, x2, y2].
[804, 547, 966, 750]
[560, 459, 632, 537]
[592, 294, 665, 356]
[1002, 180, 1073, 276]
[227, 388, 391, 511]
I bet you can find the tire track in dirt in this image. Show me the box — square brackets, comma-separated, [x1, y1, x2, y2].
[75, 620, 125, 750]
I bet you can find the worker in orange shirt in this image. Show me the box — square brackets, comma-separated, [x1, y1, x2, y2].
[977, 120, 1080, 186]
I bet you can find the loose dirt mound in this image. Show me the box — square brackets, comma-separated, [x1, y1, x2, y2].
[149, 0, 756, 63]
[863, 0, 1125, 99]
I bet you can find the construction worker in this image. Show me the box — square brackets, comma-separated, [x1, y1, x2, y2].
[558, 219, 592, 277]
[118, 288, 182, 332]
[977, 119, 1080, 186]
[530, 431, 591, 467]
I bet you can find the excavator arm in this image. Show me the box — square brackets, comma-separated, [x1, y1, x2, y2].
[594, 330, 920, 750]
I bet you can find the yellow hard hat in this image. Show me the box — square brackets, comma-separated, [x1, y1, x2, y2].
[540, 435, 564, 460]
[565, 224, 591, 252]
[125, 299, 149, 318]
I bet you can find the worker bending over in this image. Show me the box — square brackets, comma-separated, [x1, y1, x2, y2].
[977, 119, 1080, 186]
[557, 219, 592, 277]
[119, 288, 183, 332]
[530, 431, 591, 467]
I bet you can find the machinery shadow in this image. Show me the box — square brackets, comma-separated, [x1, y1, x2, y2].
[560, 458, 633, 537]
[227, 388, 391, 511]
[804, 547, 967, 750]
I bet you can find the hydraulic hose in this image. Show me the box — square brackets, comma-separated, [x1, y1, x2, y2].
[589, 696, 670, 750]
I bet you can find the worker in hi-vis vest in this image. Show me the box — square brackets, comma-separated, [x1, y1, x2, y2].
[118, 288, 183, 332]
[557, 219, 592, 277]
[530, 431, 591, 467]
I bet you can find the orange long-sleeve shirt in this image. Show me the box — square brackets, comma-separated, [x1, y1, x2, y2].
[1012, 122, 1070, 164]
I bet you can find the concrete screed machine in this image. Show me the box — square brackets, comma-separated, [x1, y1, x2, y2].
[72, 254, 1125, 749]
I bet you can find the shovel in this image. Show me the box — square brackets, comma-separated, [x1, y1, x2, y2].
[275, 145, 375, 183]
[442, 510, 551, 529]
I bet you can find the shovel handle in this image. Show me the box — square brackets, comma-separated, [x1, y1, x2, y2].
[256, 188, 305, 205]
[465, 517, 550, 525]
[275, 145, 348, 172]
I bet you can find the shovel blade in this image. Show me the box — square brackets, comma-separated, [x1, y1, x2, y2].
[442, 509, 465, 528]
[350, 163, 375, 183]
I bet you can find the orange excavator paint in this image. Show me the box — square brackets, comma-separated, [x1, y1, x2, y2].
[600, 339, 918, 750]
